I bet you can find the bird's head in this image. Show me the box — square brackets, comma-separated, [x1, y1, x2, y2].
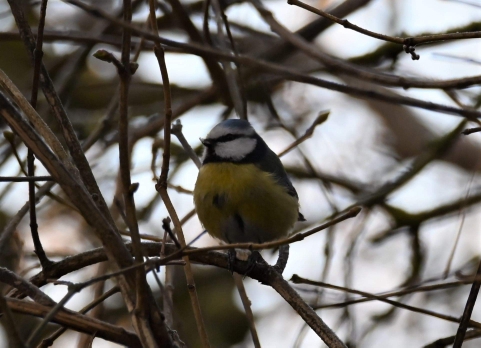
[201, 119, 259, 162]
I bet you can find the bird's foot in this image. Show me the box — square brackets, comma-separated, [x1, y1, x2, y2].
[273, 245, 290, 274]
[227, 249, 237, 274]
[244, 251, 262, 278]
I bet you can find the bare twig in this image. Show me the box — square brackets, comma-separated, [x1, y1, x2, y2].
[183, 206, 361, 256]
[210, 0, 245, 118]
[463, 127, 481, 135]
[171, 120, 202, 169]
[278, 111, 329, 157]
[0, 294, 25, 348]
[61, 0, 481, 119]
[453, 261, 481, 346]
[423, 329, 481, 348]
[28, 0, 52, 271]
[314, 276, 481, 309]
[291, 275, 481, 329]
[288, 0, 481, 49]
[148, 0, 210, 346]
[233, 273, 261, 348]
[0, 176, 53, 182]
[6, 297, 141, 347]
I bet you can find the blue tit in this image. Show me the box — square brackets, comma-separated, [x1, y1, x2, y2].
[193, 119, 304, 246]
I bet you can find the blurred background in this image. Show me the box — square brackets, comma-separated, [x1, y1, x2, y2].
[2, 0, 481, 347]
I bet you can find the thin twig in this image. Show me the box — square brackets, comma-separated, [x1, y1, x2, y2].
[233, 273, 261, 348]
[463, 127, 481, 135]
[210, 0, 245, 118]
[314, 277, 481, 310]
[148, 0, 210, 346]
[6, 297, 141, 347]
[38, 286, 120, 348]
[288, 0, 481, 54]
[60, 0, 481, 119]
[0, 294, 26, 348]
[423, 329, 481, 348]
[0, 176, 53, 182]
[171, 120, 202, 169]
[28, 0, 52, 271]
[183, 206, 361, 256]
[291, 275, 481, 329]
[443, 174, 475, 278]
[453, 260, 481, 346]
[118, 0, 152, 326]
[26, 256, 167, 345]
[278, 111, 329, 157]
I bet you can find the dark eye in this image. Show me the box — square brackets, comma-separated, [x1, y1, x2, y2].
[223, 134, 236, 141]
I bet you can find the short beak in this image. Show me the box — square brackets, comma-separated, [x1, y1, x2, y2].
[200, 138, 213, 147]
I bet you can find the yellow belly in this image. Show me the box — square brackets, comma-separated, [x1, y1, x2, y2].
[193, 162, 299, 243]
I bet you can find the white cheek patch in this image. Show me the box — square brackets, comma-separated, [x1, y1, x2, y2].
[215, 138, 257, 160]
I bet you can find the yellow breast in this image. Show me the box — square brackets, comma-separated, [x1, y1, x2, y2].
[193, 162, 299, 243]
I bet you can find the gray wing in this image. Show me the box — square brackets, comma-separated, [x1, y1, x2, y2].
[256, 147, 298, 199]
[256, 148, 306, 221]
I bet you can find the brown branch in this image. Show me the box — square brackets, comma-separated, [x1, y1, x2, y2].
[61, 0, 481, 119]
[289, 0, 481, 52]
[0, 89, 143, 341]
[27, 255, 169, 345]
[183, 206, 361, 256]
[28, 0, 51, 271]
[463, 127, 481, 135]
[314, 277, 480, 310]
[17, 242, 348, 347]
[5, 297, 141, 347]
[7, 0, 117, 231]
[148, 0, 210, 345]
[0, 176, 53, 182]
[39, 0, 481, 92]
[423, 329, 481, 348]
[0, 69, 69, 163]
[0, 267, 55, 306]
[233, 273, 261, 348]
[291, 275, 481, 329]
[0, 294, 25, 348]
[164, 0, 229, 102]
[171, 120, 202, 169]
[266, 266, 347, 347]
[278, 110, 329, 157]
[38, 286, 120, 347]
[453, 260, 481, 347]
[5, 28, 481, 90]
[210, 0, 245, 118]
[117, 0, 154, 340]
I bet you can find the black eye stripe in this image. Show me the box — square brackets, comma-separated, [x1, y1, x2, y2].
[215, 134, 241, 142]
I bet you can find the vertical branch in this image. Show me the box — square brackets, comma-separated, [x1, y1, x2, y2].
[7, 0, 118, 233]
[210, 0, 246, 119]
[148, 1, 211, 347]
[117, 3, 157, 345]
[29, 0, 52, 270]
[233, 273, 261, 348]
[453, 241, 481, 345]
[202, 0, 213, 45]
[217, 5, 247, 119]
[161, 219, 175, 328]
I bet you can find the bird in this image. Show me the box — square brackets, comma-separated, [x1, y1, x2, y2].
[193, 119, 304, 271]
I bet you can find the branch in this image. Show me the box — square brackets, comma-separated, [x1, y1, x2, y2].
[148, 0, 210, 345]
[291, 275, 481, 329]
[289, 0, 481, 48]
[61, 0, 481, 119]
[5, 297, 141, 346]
